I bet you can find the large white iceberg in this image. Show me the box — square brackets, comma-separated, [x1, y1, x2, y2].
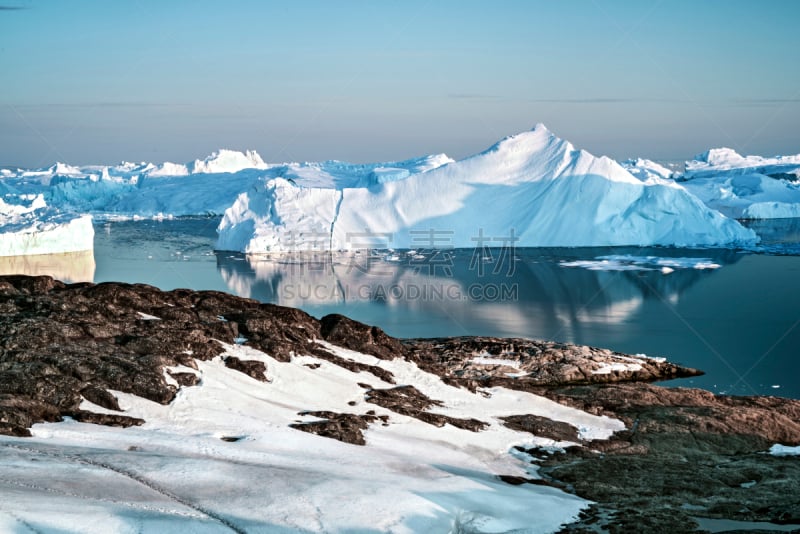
[0, 195, 94, 257]
[217, 125, 756, 253]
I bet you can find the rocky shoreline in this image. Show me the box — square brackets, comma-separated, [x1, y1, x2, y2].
[1, 275, 798, 532]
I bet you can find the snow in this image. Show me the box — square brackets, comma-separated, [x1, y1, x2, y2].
[472, 357, 521, 368]
[679, 172, 800, 220]
[591, 362, 643, 375]
[768, 444, 800, 456]
[0, 339, 628, 533]
[634, 353, 667, 363]
[622, 148, 800, 219]
[218, 125, 756, 252]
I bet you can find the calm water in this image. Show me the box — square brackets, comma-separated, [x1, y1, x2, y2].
[10, 217, 800, 399]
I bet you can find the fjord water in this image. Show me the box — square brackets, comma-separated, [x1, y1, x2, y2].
[56, 218, 800, 399]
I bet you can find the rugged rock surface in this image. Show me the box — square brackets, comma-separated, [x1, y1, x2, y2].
[529, 383, 800, 532]
[223, 355, 268, 382]
[320, 314, 405, 360]
[501, 414, 580, 443]
[404, 337, 702, 388]
[0, 275, 695, 438]
[0, 275, 324, 435]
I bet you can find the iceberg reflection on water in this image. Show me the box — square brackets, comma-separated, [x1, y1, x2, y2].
[0, 250, 96, 284]
[215, 247, 743, 340]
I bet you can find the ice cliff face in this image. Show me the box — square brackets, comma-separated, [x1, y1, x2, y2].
[217, 125, 756, 252]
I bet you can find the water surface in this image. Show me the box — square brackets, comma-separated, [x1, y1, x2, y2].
[17, 217, 800, 399]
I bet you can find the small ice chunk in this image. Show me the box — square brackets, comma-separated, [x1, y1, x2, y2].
[769, 444, 800, 456]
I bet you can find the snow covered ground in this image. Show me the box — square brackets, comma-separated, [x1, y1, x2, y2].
[623, 149, 800, 219]
[0, 340, 625, 533]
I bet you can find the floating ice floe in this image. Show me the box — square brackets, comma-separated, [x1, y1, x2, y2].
[560, 254, 722, 272]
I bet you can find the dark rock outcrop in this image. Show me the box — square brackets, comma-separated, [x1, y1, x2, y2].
[289, 410, 388, 446]
[404, 337, 702, 389]
[306, 345, 396, 384]
[67, 410, 144, 428]
[501, 414, 580, 443]
[531, 383, 800, 532]
[0, 275, 325, 434]
[365, 385, 488, 431]
[320, 314, 407, 360]
[223, 356, 268, 382]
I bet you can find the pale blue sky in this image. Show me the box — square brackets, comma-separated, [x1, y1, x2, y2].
[2, 0, 799, 167]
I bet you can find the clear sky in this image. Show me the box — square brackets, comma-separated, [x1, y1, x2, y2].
[2, 0, 799, 168]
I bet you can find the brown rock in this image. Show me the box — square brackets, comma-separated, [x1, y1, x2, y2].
[67, 410, 144, 428]
[224, 356, 268, 382]
[365, 385, 488, 431]
[320, 314, 406, 360]
[501, 414, 580, 442]
[289, 411, 378, 446]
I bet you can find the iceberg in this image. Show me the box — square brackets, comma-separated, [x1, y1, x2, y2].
[0, 149, 456, 256]
[1, 150, 454, 222]
[188, 148, 269, 174]
[0, 195, 94, 257]
[217, 125, 757, 253]
[676, 148, 800, 219]
[2, 150, 273, 219]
